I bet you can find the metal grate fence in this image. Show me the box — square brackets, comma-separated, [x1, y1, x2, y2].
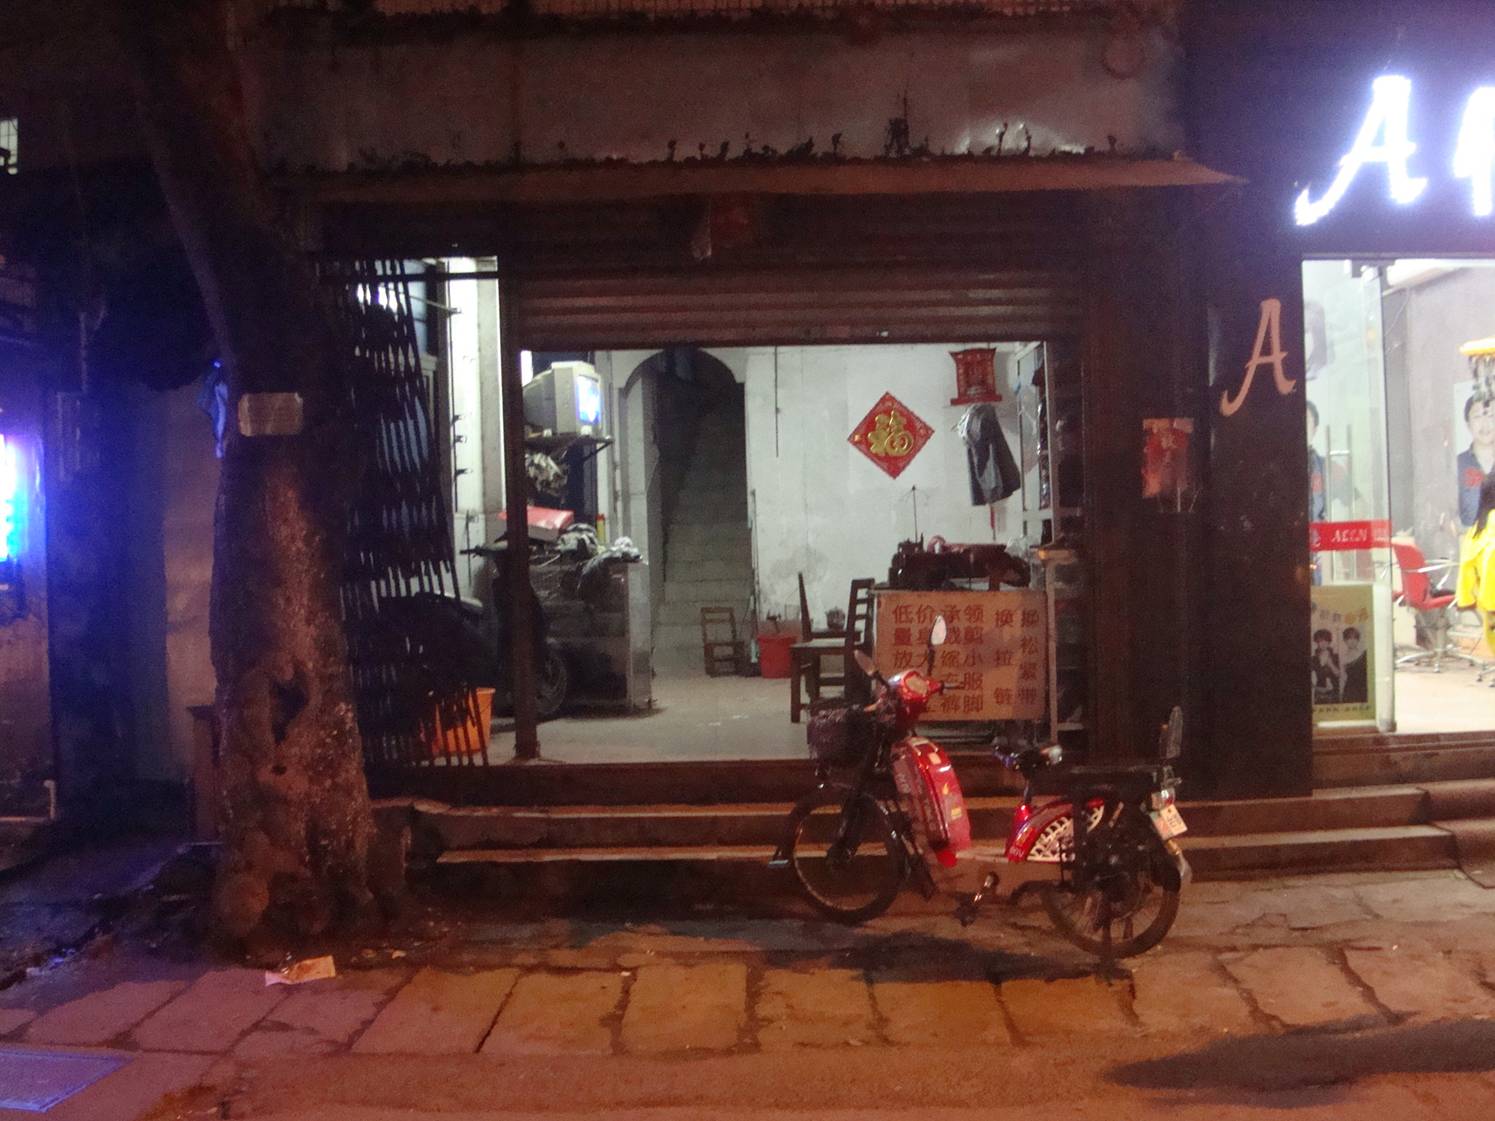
[325, 259, 492, 772]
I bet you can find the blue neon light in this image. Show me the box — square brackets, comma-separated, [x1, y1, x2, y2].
[0, 435, 18, 563]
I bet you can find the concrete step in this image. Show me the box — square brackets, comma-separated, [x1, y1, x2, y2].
[430, 826, 1458, 890]
[658, 591, 752, 612]
[672, 532, 753, 559]
[671, 500, 749, 522]
[1314, 741, 1495, 787]
[657, 604, 752, 629]
[680, 473, 747, 495]
[1181, 825, 1456, 877]
[652, 619, 752, 645]
[413, 785, 1435, 854]
[659, 557, 753, 582]
[662, 579, 753, 606]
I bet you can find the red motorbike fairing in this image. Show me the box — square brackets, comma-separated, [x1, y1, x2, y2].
[1004, 797, 1105, 862]
[891, 738, 972, 867]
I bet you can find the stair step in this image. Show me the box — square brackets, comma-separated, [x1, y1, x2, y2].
[1182, 825, 1456, 877]
[417, 786, 1435, 852]
[662, 580, 753, 605]
[1314, 743, 1495, 787]
[662, 558, 751, 581]
[432, 825, 1459, 883]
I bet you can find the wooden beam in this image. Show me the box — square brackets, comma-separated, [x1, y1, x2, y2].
[294, 158, 1240, 209]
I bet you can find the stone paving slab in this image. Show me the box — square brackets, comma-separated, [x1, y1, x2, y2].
[1353, 875, 1495, 922]
[0, 1007, 37, 1036]
[756, 969, 876, 1051]
[619, 963, 746, 1053]
[26, 980, 188, 1047]
[234, 970, 407, 1060]
[1344, 947, 1495, 1023]
[481, 970, 624, 1055]
[1127, 951, 1258, 1036]
[999, 975, 1133, 1040]
[1221, 947, 1382, 1029]
[0, 1049, 213, 1121]
[352, 968, 518, 1055]
[871, 977, 1010, 1046]
[133, 970, 285, 1054]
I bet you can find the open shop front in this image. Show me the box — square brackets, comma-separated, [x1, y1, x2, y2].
[1186, 24, 1495, 743]
[322, 176, 1216, 794]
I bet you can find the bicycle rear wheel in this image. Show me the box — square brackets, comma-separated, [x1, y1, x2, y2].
[784, 789, 907, 923]
[1040, 806, 1180, 959]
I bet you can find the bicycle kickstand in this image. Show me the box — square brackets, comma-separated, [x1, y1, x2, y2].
[955, 872, 998, 927]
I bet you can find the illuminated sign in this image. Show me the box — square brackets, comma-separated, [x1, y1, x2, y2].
[1296, 76, 1495, 225]
[0, 435, 18, 562]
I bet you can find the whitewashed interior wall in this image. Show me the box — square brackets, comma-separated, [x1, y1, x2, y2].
[446, 264, 491, 598]
[599, 343, 1028, 633]
[742, 344, 1026, 628]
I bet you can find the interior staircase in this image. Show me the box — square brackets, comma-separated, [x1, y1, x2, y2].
[378, 730, 1495, 908]
[650, 403, 754, 676]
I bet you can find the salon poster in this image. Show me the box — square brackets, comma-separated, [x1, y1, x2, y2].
[874, 590, 1046, 721]
[1310, 583, 1376, 725]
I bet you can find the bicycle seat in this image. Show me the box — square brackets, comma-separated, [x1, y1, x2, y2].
[995, 744, 1064, 773]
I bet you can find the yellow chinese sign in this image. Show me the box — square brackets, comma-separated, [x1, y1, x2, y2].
[874, 590, 1047, 721]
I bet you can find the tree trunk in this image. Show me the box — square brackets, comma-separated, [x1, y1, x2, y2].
[119, 1, 375, 940]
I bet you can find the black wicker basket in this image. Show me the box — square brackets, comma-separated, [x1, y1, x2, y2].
[806, 703, 879, 768]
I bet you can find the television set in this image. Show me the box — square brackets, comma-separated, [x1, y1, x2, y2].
[523, 361, 604, 438]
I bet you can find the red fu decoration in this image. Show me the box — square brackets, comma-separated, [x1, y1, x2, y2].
[949, 348, 1002, 405]
[848, 393, 934, 479]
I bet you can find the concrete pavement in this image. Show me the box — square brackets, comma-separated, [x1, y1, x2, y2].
[0, 869, 1494, 1119]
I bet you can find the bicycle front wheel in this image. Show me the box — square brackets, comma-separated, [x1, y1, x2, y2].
[784, 789, 907, 924]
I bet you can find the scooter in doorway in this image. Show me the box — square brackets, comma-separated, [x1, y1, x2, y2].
[398, 538, 571, 720]
[771, 616, 1190, 960]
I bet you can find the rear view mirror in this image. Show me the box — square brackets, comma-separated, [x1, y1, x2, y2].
[930, 616, 948, 646]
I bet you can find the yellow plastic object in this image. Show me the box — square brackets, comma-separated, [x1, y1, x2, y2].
[1459, 337, 1495, 358]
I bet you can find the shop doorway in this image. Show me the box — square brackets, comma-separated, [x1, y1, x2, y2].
[476, 339, 1055, 764]
[1303, 259, 1495, 736]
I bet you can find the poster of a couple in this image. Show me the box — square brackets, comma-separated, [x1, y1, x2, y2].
[1311, 585, 1375, 724]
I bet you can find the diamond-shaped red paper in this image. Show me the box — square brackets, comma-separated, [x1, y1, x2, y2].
[847, 392, 934, 479]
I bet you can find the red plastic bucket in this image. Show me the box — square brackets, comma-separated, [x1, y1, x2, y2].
[757, 631, 796, 679]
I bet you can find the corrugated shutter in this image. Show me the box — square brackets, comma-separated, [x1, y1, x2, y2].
[512, 265, 1080, 349]
[501, 193, 1083, 348]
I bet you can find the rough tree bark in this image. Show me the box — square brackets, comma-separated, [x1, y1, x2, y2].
[118, 1, 376, 941]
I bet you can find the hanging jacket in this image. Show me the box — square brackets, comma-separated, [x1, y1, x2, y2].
[1456, 520, 1495, 613]
[960, 403, 1021, 506]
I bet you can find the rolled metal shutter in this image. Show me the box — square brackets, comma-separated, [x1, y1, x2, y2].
[506, 193, 1083, 349]
[511, 265, 1080, 350]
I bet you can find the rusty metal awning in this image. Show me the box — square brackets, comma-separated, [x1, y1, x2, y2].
[300, 156, 1239, 208]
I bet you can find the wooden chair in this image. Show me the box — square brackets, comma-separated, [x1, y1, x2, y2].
[700, 606, 745, 676]
[790, 577, 875, 722]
